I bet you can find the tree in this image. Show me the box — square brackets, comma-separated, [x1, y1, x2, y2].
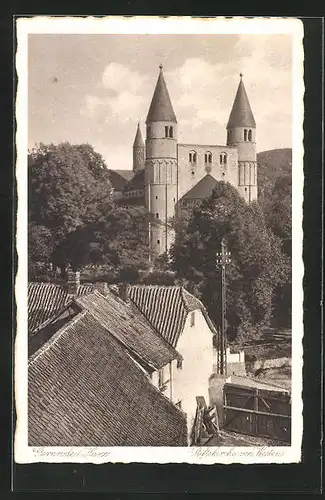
[170, 181, 290, 341]
[28, 142, 112, 273]
[28, 223, 54, 276]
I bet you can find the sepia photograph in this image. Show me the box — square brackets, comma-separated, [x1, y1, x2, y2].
[15, 16, 304, 464]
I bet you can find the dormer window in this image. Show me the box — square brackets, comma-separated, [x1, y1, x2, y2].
[205, 152, 212, 164]
[189, 151, 197, 164]
[220, 152, 227, 165]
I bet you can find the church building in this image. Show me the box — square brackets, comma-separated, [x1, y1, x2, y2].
[109, 65, 257, 256]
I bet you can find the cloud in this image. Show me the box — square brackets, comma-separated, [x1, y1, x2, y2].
[102, 62, 148, 93]
[81, 63, 149, 124]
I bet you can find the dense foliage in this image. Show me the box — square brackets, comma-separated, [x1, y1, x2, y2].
[28, 143, 150, 276]
[170, 182, 291, 340]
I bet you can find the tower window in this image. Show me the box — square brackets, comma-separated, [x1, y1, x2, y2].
[220, 152, 227, 165]
[156, 213, 159, 218]
[156, 195, 158, 199]
[157, 239, 160, 244]
[169, 126, 173, 138]
[189, 151, 197, 164]
[244, 129, 248, 141]
[165, 126, 169, 138]
[248, 129, 252, 141]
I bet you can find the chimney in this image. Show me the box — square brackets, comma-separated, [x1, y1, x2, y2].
[67, 270, 80, 295]
[94, 282, 108, 296]
[118, 283, 129, 303]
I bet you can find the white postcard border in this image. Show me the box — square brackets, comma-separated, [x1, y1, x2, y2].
[15, 15, 304, 465]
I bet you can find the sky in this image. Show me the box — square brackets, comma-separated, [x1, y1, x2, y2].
[28, 34, 292, 170]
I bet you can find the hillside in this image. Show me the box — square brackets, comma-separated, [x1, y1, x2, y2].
[257, 148, 292, 192]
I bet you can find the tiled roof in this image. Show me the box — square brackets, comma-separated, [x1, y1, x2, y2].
[75, 290, 180, 370]
[146, 67, 177, 123]
[180, 174, 219, 201]
[28, 311, 187, 446]
[226, 375, 290, 393]
[226, 78, 256, 129]
[128, 285, 215, 348]
[28, 282, 93, 335]
[124, 169, 145, 191]
[108, 170, 134, 191]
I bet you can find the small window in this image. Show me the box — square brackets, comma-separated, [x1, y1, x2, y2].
[205, 151, 212, 164]
[169, 126, 173, 138]
[156, 213, 159, 218]
[220, 152, 227, 165]
[157, 239, 160, 244]
[147, 126, 151, 136]
[189, 151, 197, 164]
[173, 198, 175, 202]
[177, 358, 183, 369]
[156, 195, 158, 199]
[245, 187, 247, 192]
[248, 129, 252, 141]
[191, 171, 195, 176]
[244, 129, 248, 141]
[165, 126, 169, 138]
[190, 311, 195, 327]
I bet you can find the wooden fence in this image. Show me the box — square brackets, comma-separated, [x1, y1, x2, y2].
[223, 383, 291, 443]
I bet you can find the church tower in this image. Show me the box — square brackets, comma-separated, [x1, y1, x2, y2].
[133, 122, 145, 172]
[145, 65, 178, 256]
[226, 74, 257, 202]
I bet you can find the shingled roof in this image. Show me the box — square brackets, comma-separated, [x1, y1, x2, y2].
[28, 311, 187, 446]
[146, 67, 177, 123]
[226, 78, 256, 129]
[108, 170, 134, 191]
[75, 290, 180, 370]
[28, 282, 93, 335]
[180, 174, 219, 201]
[128, 285, 216, 348]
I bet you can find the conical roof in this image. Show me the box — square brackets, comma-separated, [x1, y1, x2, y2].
[146, 66, 177, 123]
[133, 123, 144, 147]
[227, 76, 256, 129]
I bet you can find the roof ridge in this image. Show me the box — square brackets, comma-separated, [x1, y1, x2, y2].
[28, 310, 87, 366]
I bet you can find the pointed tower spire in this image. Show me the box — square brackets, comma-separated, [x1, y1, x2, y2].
[227, 75, 256, 129]
[133, 122, 145, 172]
[146, 66, 177, 123]
[133, 122, 144, 147]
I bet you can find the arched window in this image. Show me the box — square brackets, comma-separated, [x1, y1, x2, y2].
[189, 151, 197, 164]
[220, 152, 227, 165]
[169, 126, 173, 138]
[165, 126, 169, 138]
[248, 129, 252, 141]
[244, 129, 248, 141]
[205, 151, 212, 164]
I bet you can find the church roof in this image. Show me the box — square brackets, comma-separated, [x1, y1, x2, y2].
[226, 77, 256, 129]
[108, 170, 134, 191]
[180, 174, 219, 201]
[133, 123, 144, 147]
[146, 66, 177, 123]
[124, 169, 145, 191]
